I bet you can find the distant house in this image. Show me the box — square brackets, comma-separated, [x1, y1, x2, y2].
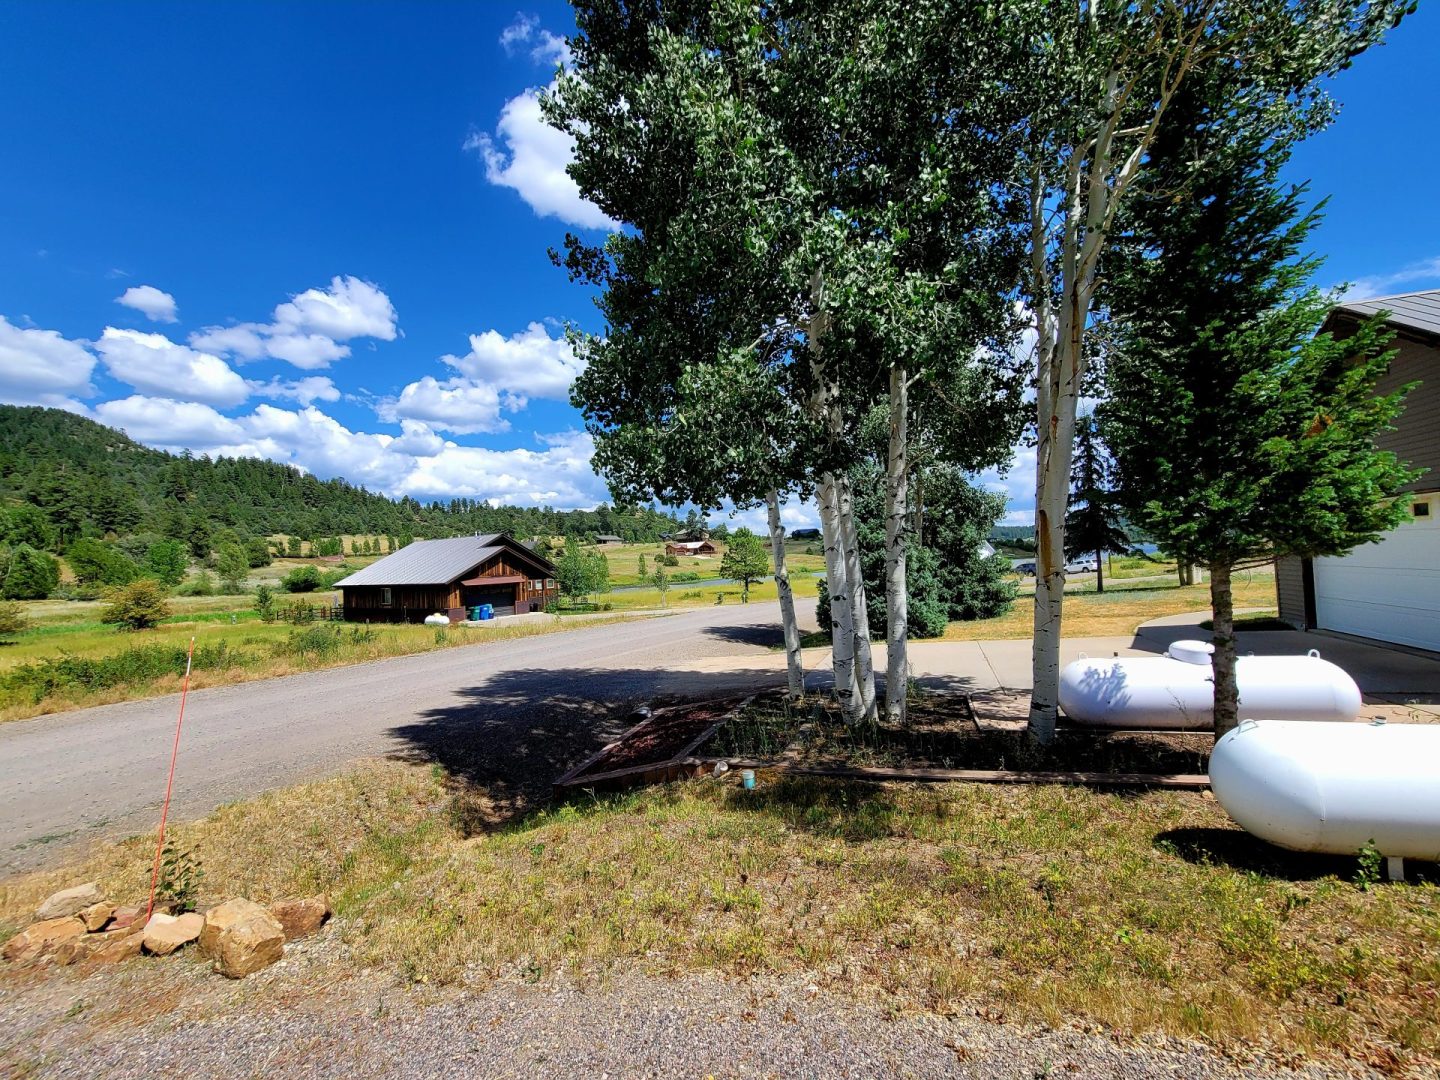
[1275, 289, 1439, 652]
[666, 539, 718, 557]
[334, 534, 558, 623]
[671, 528, 709, 542]
[789, 528, 821, 540]
[594, 534, 624, 545]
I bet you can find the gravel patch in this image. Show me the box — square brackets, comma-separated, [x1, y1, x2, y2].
[0, 933, 1389, 1080]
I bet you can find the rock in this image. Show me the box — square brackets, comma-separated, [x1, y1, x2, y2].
[269, 895, 330, 940]
[34, 883, 104, 922]
[91, 926, 146, 964]
[200, 898, 284, 978]
[108, 905, 146, 931]
[143, 912, 203, 956]
[79, 901, 116, 932]
[3, 917, 86, 963]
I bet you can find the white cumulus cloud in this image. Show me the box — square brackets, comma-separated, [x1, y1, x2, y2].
[443, 321, 582, 400]
[97, 328, 250, 408]
[380, 375, 518, 435]
[467, 83, 616, 231]
[94, 395, 246, 447]
[247, 375, 341, 406]
[499, 12, 570, 66]
[0, 316, 97, 407]
[190, 275, 398, 370]
[115, 285, 179, 323]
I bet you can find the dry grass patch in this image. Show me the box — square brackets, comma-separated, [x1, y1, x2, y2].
[4, 759, 1435, 1073]
[940, 572, 1276, 641]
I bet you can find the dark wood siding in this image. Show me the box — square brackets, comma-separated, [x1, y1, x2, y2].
[1275, 556, 1309, 628]
[1374, 334, 1440, 494]
[342, 585, 459, 623]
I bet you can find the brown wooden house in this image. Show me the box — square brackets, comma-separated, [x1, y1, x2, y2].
[665, 539, 718, 556]
[335, 534, 558, 623]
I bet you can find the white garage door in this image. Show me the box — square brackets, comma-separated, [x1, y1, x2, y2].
[1313, 492, 1440, 652]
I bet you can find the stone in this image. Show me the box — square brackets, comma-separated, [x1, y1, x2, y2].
[269, 895, 330, 940]
[91, 927, 146, 964]
[3, 917, 86, 963]
[108, 905, 146, 931]
[78, 901, 116, 932]
[212, 917, 284, 979]
[142, 912, 204, 956]
[200, 898, 285, 978]
[198, 898, 270, 956]
[34, 883, 104, 922]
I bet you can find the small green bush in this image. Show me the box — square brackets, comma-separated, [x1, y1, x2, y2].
[0, 640, 246, 705]
[281, 565, 323, 593]
[100, 579, 172, 631]
[0, 600, 30, 640]
[175, 571, 216, 597]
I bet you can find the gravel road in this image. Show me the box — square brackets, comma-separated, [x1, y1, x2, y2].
[0, 600, 817, 874]
[0, 942, 1382, 1080]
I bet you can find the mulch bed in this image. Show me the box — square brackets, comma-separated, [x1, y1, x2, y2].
[555, 688, 1213, 795]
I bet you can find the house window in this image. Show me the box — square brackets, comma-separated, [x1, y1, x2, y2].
[381, 588, 392, 606]
[531, 579, 542, 590]
[545, 578, 555, 589]
[1415, 501, 1431, 519]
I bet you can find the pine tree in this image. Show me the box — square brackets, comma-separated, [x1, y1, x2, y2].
[718, 529, 769, 603]
[1103, 82, 1417, 738]
[1064, 416, 1131, 594]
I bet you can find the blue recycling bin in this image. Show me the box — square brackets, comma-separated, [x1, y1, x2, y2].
[479, 603, 494, 620]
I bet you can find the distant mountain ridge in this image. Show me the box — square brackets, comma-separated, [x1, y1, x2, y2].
[0, 405, 679, 551]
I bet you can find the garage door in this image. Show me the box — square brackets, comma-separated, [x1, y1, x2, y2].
[1313, 492, 1440, 651]
[464, 587, 516, 618]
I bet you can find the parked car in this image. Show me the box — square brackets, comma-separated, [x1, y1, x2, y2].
[1012, 560, 1036, 576]
[1065, 558, 1099, 574]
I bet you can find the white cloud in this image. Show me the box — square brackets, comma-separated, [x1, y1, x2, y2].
[380, 375, 516, 435]
[190, 275, 397, 370]
[94, 395, 246, 447]
[467, 83, 616, 231]
[96, 327, 250, 407]
[443, 321, 582, 400]
[273, 276, 398, 342]
[1343, 256, 1440, 301]
[499, 13, 570, 66]
[0, 316, 96, 406]
[115, 285, 178, 323]
[247, 375, 341, 406]
[89, 394, 607, 508]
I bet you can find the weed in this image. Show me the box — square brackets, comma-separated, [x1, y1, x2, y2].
[1355, 840, 1383, 891]
[155, 838, 205, 913]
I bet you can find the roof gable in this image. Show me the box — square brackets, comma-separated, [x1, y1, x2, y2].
[334, 534, 554, 588]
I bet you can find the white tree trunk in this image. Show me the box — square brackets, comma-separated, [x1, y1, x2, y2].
[883, 364, 909, 723]
[818, 471, 863, 724]
[836, 471, 878, 723]
[767, 489, 805, 701]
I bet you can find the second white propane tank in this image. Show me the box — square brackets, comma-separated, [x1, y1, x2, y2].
[1057, 640, 1361, 729]
[1210, 719, 1440, 860]
[423, 612, 450, 626]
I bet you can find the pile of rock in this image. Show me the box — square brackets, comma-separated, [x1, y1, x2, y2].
[2, 882, 330, 979]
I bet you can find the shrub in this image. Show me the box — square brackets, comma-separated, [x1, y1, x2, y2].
[67, 538, 139, 587]
[281, 565, 323, 593]
[2, 545, 60, 600]
[0, 599, 30, 640]
[0, 640, 246, 705]
[175, 571, 216, 596]
[254, 584, 276, 623]
[101, 578, 172, 630]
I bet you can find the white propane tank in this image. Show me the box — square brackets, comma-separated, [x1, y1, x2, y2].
[1057, 640, 1361, 729]
[423, 612, 450, 626]
[1210, 719, 1440, 860]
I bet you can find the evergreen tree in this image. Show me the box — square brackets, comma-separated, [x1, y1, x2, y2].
[216, 543, 249, 593]
[1103, 87, 1417, 738]
[2, 545, 60, 600]
[718, 529, 768, 603]
[1064, 416, 1131, 594]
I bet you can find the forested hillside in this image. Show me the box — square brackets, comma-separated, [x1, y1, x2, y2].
[0, 406, 679, 555]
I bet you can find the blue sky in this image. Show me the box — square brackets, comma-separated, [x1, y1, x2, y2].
[1, 2, 1436, 531]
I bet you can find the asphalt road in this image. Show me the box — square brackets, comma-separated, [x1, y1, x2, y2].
[0, 599, 818, 875]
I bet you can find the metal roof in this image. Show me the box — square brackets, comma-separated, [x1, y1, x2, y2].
[333, 535, 504, 587]
[1334, 288, 1440, 341]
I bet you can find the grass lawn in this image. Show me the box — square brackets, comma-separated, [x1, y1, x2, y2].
[939, 571, 1276, 641]
[596, 540, 828, 587]
[0, 596, 638, 722]
[4, 760, 1434, 1072]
